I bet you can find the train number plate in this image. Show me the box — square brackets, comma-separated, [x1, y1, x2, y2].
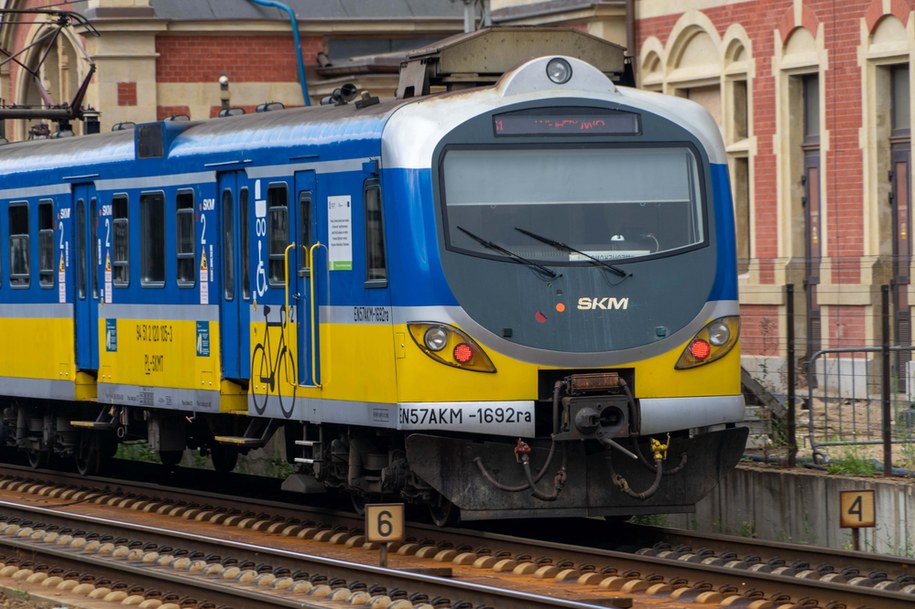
[397, 402, 535, 437]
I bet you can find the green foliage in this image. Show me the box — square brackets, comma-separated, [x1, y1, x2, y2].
[826, 448, 877, 476]
[768, 409, 791, 448]
[629, 513, 668, 527]
[739, 520, 756, 538]
[115, 441, 162, 464]
[271, 456, 294, 479]
[191, 451, 210, 468]
[899, 441, 915, 470]
[896, 539, 915, 558]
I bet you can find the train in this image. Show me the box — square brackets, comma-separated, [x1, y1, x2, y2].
[0, 28, 747, 523]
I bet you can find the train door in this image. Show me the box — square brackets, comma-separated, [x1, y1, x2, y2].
[73, 183, 99, 371]
[217, 171, 251, 380]
[294, 171, 320, 386]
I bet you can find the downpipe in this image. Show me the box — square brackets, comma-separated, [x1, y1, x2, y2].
[247, 0, 312, 105]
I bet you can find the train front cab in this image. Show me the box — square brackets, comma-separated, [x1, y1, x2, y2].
[382, 56, 748, 520]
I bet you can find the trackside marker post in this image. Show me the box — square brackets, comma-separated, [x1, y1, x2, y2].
[839, 490, 875, 551]
[365, 503, 404, 567]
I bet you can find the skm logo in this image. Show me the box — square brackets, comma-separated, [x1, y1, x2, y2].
[577, 297, 630, 310]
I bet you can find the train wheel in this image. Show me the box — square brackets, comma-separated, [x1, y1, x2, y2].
[251, 344, 268, 414]
[159, 450, 183, 468]
[350, 493, 367, 516]
[428, 493, 459, 527]
[101, 435, 119, 458]
[75, 436, 101, 476]
[210, 445, 238, 472]
[26, 449, 48, 470]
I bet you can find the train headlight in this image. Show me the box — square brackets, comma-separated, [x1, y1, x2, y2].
[408, 322, 496, 373]
[707, 320, 730, 346]
[546, 58, 572, 84]
[424, 326, 448, 352]
[675, 316, 740, 370]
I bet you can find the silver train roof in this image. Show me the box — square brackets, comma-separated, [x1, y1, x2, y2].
[0, 57, 726, 179]
[382, 55, 728, 170]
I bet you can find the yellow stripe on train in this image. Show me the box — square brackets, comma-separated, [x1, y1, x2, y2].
[98, 317, 221, 390]
[90, 317, 740, 408]
[269, 321, 742, 404]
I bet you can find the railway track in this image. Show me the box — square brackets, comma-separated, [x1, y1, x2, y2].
[0, 462, 912, 609]
[0, 495, 615, 609]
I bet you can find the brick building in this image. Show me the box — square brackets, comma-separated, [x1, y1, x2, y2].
[0, 0, 464, 137]
[631, 0, 914, 386]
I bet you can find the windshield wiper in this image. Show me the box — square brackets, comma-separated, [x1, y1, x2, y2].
[514, 227, 630, 279]
[457, 226, 560, 280]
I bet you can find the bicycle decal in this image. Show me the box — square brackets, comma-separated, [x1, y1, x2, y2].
[251, 304, 297, 418]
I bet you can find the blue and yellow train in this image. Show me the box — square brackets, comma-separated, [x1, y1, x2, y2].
[0, 40, 746, 522]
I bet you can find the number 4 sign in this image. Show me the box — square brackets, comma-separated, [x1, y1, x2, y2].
[840, 490, 876, 528]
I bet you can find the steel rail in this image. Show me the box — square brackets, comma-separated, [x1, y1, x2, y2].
[0, 498, 619, 609]
[2, 465, 913, 608]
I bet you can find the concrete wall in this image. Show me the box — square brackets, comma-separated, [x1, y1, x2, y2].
[666, 465, 915, 556]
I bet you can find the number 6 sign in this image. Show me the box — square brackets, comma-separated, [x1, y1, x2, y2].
[366, 503, 404, 543]
[366, 503, 404, 567]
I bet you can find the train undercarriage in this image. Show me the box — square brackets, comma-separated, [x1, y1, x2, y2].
[0, 371, 747, 524]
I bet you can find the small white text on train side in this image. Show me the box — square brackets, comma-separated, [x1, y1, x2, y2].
[577, 297, 629, 310]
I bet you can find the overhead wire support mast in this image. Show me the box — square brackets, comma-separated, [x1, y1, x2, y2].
[0, 9, 100, 123]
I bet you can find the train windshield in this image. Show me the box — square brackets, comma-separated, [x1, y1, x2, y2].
[442, 146, 704, 263]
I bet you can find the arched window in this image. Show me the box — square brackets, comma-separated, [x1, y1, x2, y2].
[864, 13, 912, 380]
[667, 26, 722, 124]
[7, 19, 92, 140]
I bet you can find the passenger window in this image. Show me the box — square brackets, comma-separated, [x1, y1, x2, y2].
[299, 190, 312, 273]
[176, 190, 195, 287]
[364, 180, 387, 284]
[112, 195, 129, 286]
[267, 184, 288, 286]
[223, 188, 235, 300]
[9, 202, 29, 287]
[77, 200, 87, 299]
[90, 198, 99, 299]
[38, 200, 54, 288]
[140, 192, 165, 286]
[240, 188, 250, 300]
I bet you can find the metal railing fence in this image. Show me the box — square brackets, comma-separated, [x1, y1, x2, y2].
[743, 284, 915, 475]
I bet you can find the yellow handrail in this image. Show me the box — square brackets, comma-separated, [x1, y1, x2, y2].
[308, 242, 325, 387]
